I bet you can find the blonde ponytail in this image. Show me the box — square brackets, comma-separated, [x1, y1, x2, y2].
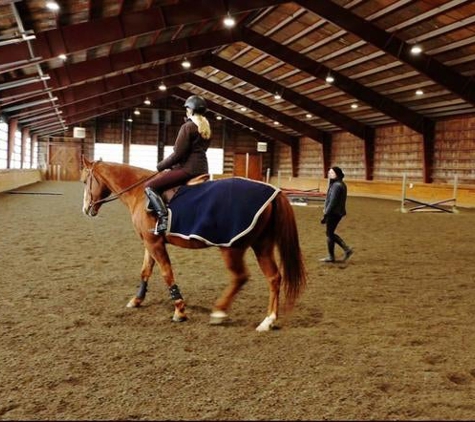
[190, 114, 212, 140]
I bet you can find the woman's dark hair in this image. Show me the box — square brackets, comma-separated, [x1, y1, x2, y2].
[331, 166, 345, 180]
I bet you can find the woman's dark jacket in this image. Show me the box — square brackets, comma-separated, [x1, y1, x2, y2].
[156, 119, 210, 176]
[323, 179, 347, 217]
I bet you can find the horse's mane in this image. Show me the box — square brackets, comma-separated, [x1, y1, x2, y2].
[99, 161, 155, 182]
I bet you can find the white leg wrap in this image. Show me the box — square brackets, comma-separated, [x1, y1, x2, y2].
[126, 298, 139, 308]
[209, 310, 228, 324]
[256, 313, 277, 332]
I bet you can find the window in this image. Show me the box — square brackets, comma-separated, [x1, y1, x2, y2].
[163, 146, 223, 175]
[10, 130, 22, 169]
[0, 122, 7, 169]
[94, 143, 123, 163]
[32, 139, 38, 169]
[24, 136, 31, 168]
[130, 144, 158, 171]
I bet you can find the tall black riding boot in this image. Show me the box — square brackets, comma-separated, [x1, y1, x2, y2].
[319, 238, 336, 262]
[335, 234, 353, 261]
[144, 187, 169, 235]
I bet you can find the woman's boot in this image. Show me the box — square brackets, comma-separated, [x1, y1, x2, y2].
[144, 187, 169, 234]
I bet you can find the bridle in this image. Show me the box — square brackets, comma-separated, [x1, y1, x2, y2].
[85, 161, 157, 214]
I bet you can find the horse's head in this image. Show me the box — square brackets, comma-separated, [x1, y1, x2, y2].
[81, 156, 111, 217]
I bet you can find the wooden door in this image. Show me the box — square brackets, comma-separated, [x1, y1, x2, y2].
[48, 142, 82, 181]
[233, 152, 262, 181]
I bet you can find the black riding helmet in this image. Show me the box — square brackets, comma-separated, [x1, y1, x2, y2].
[184, 95, 207, 115]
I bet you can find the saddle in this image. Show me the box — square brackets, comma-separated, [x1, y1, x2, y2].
[145, 174, 210, 211]
[163, 174, 210, 204]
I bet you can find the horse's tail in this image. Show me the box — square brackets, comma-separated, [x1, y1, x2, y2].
[272, 192, 307, 310]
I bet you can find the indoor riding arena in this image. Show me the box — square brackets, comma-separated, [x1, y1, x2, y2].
[1, 1, 475, 421]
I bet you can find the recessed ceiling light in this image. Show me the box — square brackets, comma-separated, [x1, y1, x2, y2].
[223, 13, 235, 28]
[181, 58, 191, 69]
[410, 45, 422, 55]
[46, 2, 60, 11]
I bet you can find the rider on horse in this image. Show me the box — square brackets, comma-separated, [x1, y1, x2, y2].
[144, 95, 211, 235]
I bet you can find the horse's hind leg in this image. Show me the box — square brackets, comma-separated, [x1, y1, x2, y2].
[252, 242, 281, 332]
[210, 248, 249, 325]
[127, 248, 155, 308]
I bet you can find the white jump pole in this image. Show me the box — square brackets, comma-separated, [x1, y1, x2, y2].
[245, 153, 249, 179]
[400, 173, 408, 213]
[452, 174, 458, 212]
[265, 168, 270, 184]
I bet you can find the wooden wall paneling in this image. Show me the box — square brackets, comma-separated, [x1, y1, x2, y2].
[331, 133, 366, 180]
[433, 116, 475, 185]
[373, 126, 423, 182]
[298, 136, 323, 178]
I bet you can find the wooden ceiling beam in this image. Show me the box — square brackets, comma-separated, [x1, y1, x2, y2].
[188, 73, 326, 143]
[242, 27, 433, 135]
[209, 54, 373, 140]
[0, 0, 286, 66]
[295, 0, 475, 106]
[173, 87, 297, 147]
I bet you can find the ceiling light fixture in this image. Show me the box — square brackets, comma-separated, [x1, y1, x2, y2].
[273, 121, 279, 125]
[240, 107, 247, 112]
[181, 58, 191, 69]
[410, 45, 422, 55]
[223, 13, 236, 28]
[351, 103, 358, 109]
[158, 81, 167, 91]
[126, 117, 133, 123]
[134, 109, 140, 115]
[216, 115, 222, 120]
[325, 74, 335, 83]
[144, 98, 151, 105]
[58, 53, 67, 61]
[306, 113, 312, 119]
[415, 89, 424, 96]
[46, 1, 60, 11]
[274, 93, 281, 100]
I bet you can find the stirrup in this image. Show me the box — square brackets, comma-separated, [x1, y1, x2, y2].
[151, 219, 168, 235]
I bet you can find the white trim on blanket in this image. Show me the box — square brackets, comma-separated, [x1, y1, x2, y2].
[167, 179, 281, 247]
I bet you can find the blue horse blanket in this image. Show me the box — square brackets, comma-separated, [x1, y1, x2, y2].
[167, 177, 280, 246]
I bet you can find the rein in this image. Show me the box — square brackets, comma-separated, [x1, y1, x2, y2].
[87, 162, 158, 208]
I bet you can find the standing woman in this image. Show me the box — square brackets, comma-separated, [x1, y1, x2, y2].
[144, 95, 211, 235]
[320, 166, 353, 262]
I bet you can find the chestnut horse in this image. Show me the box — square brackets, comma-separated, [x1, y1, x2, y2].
[81, 157, 306, 331]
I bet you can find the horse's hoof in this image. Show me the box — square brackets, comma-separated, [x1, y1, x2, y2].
[172, 315, 188, 322]
[256, 315, 276, 332]
[209, 310, 228, 325]
[126, 298, 142, 308]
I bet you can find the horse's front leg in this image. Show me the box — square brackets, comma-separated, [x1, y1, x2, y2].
[126, 248, 155, 308]
[147, 236, 187, 322]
